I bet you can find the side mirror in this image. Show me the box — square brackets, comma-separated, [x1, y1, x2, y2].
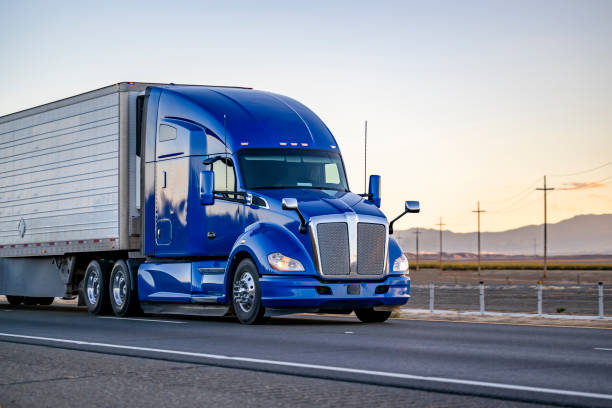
[368, 175, 381, 208]
[199, 170, 214, 205]
[281, 197, 298, 211]
[389, 200, 420, 234]
[405, 201, 420, 213]
[282, 198, 307, 233]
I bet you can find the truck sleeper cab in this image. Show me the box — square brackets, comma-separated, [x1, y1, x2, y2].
[0, 82, 419, 324]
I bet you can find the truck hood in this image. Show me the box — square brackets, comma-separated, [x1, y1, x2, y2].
[254, 189, 386, 220]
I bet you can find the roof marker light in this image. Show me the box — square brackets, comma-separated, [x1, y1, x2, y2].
[279, 142, 287, 146]
[241, 142, 249, 146]
[290, 142, 298, 146]
[331, 145, 337, 149]
[301, 143, 308, 147]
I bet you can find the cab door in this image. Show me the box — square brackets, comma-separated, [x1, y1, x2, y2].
[202, 156, 245, 256]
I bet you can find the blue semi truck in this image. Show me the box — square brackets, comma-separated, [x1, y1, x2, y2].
[0, 82, 419, 324]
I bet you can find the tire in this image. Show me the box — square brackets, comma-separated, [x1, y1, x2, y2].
[354, 308, 392, 323]
[232, 258, 266, 325]
[6, 296, 24, 306]
[83, 260, 112, 315]
[109, 260, 140, 317]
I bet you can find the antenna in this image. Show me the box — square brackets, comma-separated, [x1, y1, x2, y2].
[364, 120, 368, 194]
[224, 114, 228, 192]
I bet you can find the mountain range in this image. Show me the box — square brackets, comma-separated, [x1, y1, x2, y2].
[393, 214, 612, 256]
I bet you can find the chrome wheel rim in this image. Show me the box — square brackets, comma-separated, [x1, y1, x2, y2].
[233, 271, 256, 313]
[86, 270, 99, 306]
[112, 270, 127, 307]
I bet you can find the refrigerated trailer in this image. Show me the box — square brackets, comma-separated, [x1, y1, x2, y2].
[0, 82, 419, 324]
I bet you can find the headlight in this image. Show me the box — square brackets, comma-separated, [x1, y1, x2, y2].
[393, 253, 409, 273]
[267, 252, 305, 271]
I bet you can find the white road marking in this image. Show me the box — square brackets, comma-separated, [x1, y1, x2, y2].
[594, 347, 612, 351]
[1, 332, 611, 401]
[343, 331, 354, 334]
[97, 317, 185, 324]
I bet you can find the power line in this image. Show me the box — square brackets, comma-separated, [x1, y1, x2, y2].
[548, 160, 612, 177]
[481, 178, 541, 206]
[487, 195, 542, 214]
[486, 189, 538, 213]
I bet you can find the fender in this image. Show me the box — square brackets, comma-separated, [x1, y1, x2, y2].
[222, 222, 317, 302]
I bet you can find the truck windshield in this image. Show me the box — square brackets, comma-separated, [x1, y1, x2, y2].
[237, 149, 349, 191]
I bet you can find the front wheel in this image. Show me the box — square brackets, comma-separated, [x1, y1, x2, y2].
[232, 259, 266, 325]
[355, 308, 392, 323]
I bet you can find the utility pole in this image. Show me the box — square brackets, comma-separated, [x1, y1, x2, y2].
[412, 228, 421, 271]
[536, 176, 554, 276]
[435, 217, 446, 273]
[472, 201, 486, 275]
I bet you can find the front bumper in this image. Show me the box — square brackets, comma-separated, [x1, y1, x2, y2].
[259, 274, 410, 310]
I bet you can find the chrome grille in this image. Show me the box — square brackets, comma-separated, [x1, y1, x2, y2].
[357, 223, 386, 275]
[316, 222, 350, 275]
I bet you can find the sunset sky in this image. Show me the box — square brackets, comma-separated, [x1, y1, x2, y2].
[1, 0, 610, 233]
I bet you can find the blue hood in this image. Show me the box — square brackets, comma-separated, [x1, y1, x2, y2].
[255, 189, 386, 220]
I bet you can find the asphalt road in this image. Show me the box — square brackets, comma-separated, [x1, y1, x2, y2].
[1, 302, 611, 408]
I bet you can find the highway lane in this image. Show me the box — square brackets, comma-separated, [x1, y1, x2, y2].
[1, 302, 611, 407]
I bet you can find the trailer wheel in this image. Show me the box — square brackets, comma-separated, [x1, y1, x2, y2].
[109, 260, 140, 317]
[6, 296, 24, 306]
[232, 259, 266, 325]
[83, 260, 112, 315]
[354, 308, 392, 323]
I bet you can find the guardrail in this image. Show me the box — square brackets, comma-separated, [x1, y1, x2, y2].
[412, 282, 609, 318]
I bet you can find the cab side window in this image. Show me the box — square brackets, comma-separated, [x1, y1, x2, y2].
[212, 159, 235, 192]
[159, 124, 177, 142]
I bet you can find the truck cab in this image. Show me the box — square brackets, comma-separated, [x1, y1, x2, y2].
[135, 85, 419, 323]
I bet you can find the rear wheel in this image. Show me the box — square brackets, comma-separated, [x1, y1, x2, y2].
[109, 260, 140, 317]
[355, 308, 392, 323]
[232, 259, 266, 325]
[83, 260, 112, 315]
[6, 296, 24, 306]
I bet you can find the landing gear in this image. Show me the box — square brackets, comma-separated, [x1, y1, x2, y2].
[232, 259, 266, 325]
[355, 308, 392, 323]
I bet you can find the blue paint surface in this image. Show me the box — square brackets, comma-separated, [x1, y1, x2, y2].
[137, 85, 413, 312]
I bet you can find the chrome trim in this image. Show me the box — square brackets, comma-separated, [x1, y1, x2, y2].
[309, 214, 388, 279]
[197, 268, 225, 275]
